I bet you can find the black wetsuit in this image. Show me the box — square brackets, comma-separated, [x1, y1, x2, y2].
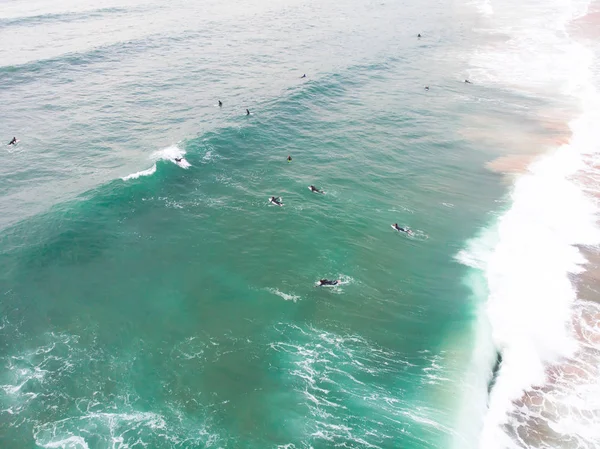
[310, 186, 322, 193]
[319, 279, 338, 286]
[175, 158, 182, 163]
[270, 197, 282, 206]
[8, 138, 17, 145]
[393, 224, 411, 234]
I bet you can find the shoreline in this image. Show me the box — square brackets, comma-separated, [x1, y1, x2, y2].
[460, 1, 600, 447]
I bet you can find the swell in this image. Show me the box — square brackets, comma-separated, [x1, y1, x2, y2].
[0, 7, 132, 28]
[0, 57, 398, 272]
[0, 27, 208, 87]
[0, 43, 416, 239]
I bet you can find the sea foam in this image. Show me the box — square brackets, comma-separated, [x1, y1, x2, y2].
[121, 164, 157, 181]
[151, 144, 190, 168]
[457, 0, 600, 447]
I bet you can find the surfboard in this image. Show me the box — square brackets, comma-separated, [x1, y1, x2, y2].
[173, 158, 190, 168]
[392, 225, 412, 235]
[315, 280, 341, 287]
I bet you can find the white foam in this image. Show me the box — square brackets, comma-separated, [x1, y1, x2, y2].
[202, 150, 217, 162]
[267, 288, 301, 302]
[121, 164, 157, 181]
[470, 0, 493, 16]
[457, 1, 600, 447]
[151, 144, 191, 168]
[175, 158, 191, 169]
[37, 435, 90, 449]
[269, 324, 414, 447]
[462, 136, 600, 448]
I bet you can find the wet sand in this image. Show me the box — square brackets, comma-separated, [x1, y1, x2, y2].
[484, 5, 600, 443]
[498, 181, 600, 449]
[569, 1, 600, 39]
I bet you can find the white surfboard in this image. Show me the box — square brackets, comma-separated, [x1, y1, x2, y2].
[173, 158, 191, 168]
[392, 225, 413, 235]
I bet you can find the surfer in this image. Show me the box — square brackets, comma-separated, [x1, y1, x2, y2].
[8, 137, 17, 146]
[317, 279, 340, 287]
[301, 74, 307, 78]
[418, 33, 422, 38]
[175, 157, 183, 163]
[392, 223, 413, 235]
[424, 86, 430, 91]
[269, 196, 283, 206]
[464, 79, 472, 84]
[309, 185, 323, 194]
[246, 109, 250, 115]
[287, 155, 292, 162]
[218, 100, 223, 106]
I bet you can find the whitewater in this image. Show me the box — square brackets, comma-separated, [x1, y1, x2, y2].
[457, 0, 600, 447]
[2, 0, 599, 447]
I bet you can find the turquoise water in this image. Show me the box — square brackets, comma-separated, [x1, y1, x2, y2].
[0, 1, 517, 447]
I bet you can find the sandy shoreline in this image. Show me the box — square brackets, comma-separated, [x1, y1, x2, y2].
[477, 3, 600, 447]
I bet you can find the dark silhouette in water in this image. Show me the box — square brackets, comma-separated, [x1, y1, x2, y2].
[218, 100, 223, 106]
[418, 33, 422, 38]
[269, 196, 283, 206]
[246, 109, 250, 115]
[287, 155, 292, 162]
[424, 86, 430, 91]
[317, 279, 339, 286]
[8, 137, 17, 145]
[301, 74, 307, 78]
[464, 79, 472, 84]
[392, 223, 413, 235]
[488, 351, 503, 394]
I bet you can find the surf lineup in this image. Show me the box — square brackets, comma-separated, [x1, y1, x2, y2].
[10, 44, 437, 286]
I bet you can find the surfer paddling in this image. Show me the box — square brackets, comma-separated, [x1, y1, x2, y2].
[392, 223, 413, 236]
[269, 196, 283, 207]
[316, 279, 340, 287]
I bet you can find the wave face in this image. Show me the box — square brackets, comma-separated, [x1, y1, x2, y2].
[457, 0, 600, 447]
[0, 0, 501, 446]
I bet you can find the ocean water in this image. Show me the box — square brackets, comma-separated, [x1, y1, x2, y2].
[1, 0, 599, 448]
